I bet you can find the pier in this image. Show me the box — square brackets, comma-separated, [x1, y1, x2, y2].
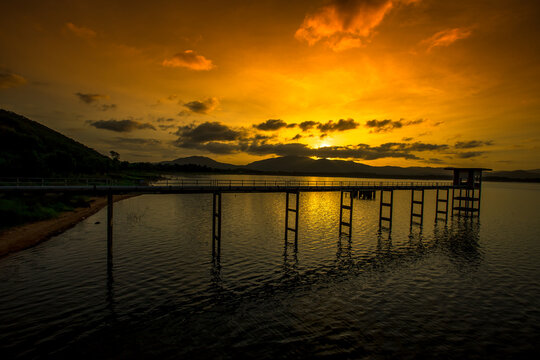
[0, 168, 489, 256]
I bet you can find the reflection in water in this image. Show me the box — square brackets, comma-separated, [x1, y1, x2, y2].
[434, 218, 482, 268]
[3, 181, 538, 359]
[106, 246, 116, 323]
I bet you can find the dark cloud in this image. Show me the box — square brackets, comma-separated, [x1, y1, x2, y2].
[113, 137, 162, 145]
[299, 121, 318, 131]
[402, 137, 414, 141]
[292, 134, 302, 140]
[76, 92, 109, 104]
[157, 117, 175, 122]
[318, 118, 359, 132]
[365, 118, 424, 133]
[456, 151, 484, 159]
[174, 121, 241, 149]
[454, 140, 494, 149]
[182, 97, 219, 114]
[88, 119, 156, 132]
[253, 119, 289, 131]
[159, 124, 176, 130]
[100, 104, 117, 111]
[297, 119, 359, 132]
[0, 68, 27, 89]
[172, 121, 453, 160]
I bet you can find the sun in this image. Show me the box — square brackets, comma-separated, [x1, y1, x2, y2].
[317, 141, 331, 148]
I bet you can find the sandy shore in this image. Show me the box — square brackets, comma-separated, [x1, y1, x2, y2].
[0, 194, 136, 258]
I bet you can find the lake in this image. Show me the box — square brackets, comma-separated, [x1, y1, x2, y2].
[1, 177, 539, 359]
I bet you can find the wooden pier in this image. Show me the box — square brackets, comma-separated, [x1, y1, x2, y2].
[0, 168, 490, 257]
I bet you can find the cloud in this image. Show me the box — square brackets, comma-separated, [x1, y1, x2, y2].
[296, 119, 359, 132]
[65, 22, 97, 39]
[75, 92, 109, 104]
[88, 119, 156, 132]
[295, 0, 420, 51]
[157, 117, 175, 122]
[172, 120, 452, 160]
[174, 122, 242, 149]
[365, 118, 424, 133]
[100, 104, 117, 111]
[162, 50, 214, 70]
[253, 119, 294, 131]
[422, 27, 472, 52]
[299, 121, 318, 131]
[183, 97, 219, 114]
[113, 137, 162, 146]
[0, 69, 27, 89]
[402, 137, 414, 141]
[454, 140, 493, 149]
[456, 151, 484, 159]
[292, 134, 302, 140]
[318, 118, 359, 132]
[159, 124, 176, 131]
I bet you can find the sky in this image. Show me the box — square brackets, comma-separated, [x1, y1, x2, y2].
[1, 0, 539, 170]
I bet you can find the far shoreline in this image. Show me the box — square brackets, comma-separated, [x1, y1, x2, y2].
[0, 194, 136, 258]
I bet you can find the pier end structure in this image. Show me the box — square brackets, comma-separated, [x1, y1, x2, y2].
[445, 167, 491, 217]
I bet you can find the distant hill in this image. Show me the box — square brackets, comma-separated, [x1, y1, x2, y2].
[245, 155, 448, 177]
[161, 156, 240, 170]
[487, 169, 540, 180]
[0, 109, 111, 176]
[162, 155, 540, 180]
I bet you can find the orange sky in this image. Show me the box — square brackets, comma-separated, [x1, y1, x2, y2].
[1, 0, 539, 170]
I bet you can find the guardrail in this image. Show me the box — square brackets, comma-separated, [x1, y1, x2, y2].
[152, 179, 453, 188]
[0, 178, 453, 188]
[0, 178, 132, 186]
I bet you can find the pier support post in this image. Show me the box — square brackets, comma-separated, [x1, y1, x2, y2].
[410, 189, 424, 227]
[379, 189, 393, 230]
[339, 191, 353, 238]
[452, 187, 479, 218]
[212, 192, 222, 258]
[285, 191, 300, 251]
[435, 188, 449, 222]
[107, 192, 113, 250]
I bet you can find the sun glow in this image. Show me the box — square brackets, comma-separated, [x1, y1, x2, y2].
[317, 141, 331, 149]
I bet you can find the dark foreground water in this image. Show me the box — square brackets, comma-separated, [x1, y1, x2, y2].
[1, 178, 540, 359]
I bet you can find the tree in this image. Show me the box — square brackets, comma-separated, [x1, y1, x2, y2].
[109, 151, 120, 161]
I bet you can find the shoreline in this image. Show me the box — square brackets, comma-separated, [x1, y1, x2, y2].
[0, 194, 136, 258]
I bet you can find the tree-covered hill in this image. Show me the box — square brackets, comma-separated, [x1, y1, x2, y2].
[0, 109, 112, 176]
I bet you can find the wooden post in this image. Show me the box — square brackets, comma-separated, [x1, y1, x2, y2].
[285, 192, 300, 249]
[339, 191, 353, 238]
[212, 192, 222, 258]
[435, 188, 450, 222]
[410, 189, 424, 227]
[379, 189, 393, 230]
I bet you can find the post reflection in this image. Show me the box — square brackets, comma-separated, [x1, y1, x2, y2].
[282, 242, 299, 278]
[106, 241, 116, 322]
[336, 234, 353, 267]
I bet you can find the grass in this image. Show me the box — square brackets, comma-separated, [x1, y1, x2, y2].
[0, 194, 92, 230]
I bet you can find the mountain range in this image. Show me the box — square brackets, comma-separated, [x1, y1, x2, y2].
[163, 156, 540, 180]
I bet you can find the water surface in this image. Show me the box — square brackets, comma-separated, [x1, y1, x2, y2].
[1, 178, 539, 358]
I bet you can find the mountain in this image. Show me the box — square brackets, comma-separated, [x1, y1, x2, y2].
[0, 109, 111, 176]
[246, 156, 374, 174]
[245, 155, 448, 177]
[488, 169, 540, 180]
[161, 156, 240, 170]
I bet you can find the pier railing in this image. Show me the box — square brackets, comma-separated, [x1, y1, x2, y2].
[0, 177, 453, 189]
